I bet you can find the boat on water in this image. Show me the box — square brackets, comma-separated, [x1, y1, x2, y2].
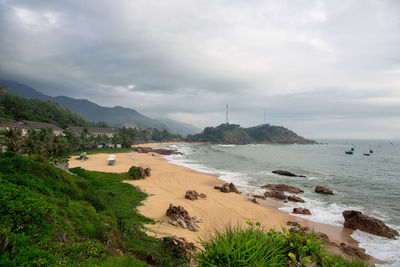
[345, 151, 353, 155]
[369, 149, 373, 153]
[351, 147, 354, 151]
[363, 153, 370, 156]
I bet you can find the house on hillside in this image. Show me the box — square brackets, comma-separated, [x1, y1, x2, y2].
[19, 120, 64, 136]
[67, 126, 116, 137]
[0, 118, 30, 135]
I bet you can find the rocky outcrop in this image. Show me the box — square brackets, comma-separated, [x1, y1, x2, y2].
[252, 195, 266, 200]
[162, 236, 196, 264]
[288, 195, 305, 203]
[166, 204, 201, 232]
[136, 147, 182, 155]
[214, 183, 239, 193]
[315, 186, 333, 195]
[127, 166, 151, 180]
[339, 243, 367, 259]
[286, 221, 310, 233]
[185, 190, 207, 200]
[342, 210, 399, 239]
[262, 184, 304, 193]
[272, 170, 297, 177]
[292, 208, 311, 215]
[264, 190, 285, 200]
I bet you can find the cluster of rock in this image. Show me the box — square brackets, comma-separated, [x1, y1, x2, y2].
[135, 146, 182, 155]
[292, 208, 311, 215]
[214, 183, 239, 193]
[166, 204, 201, 232]
[343, 210, 399, 239]
[185, 190, 207, 201]
[162, 236, 196, 265]
[262, 184, 306, 203]
[127, 166, 151, 180]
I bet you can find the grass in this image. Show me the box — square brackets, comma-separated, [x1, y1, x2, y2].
[196, 222, 373, 267]
[0, 152, 186, 266]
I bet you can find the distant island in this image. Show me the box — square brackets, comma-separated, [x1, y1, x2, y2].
[186, 123, 317, 145]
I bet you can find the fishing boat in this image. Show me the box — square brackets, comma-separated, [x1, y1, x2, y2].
[351, 147, 354, 151]
[363, 153, 370, 156]
[345, 151, 353, 155]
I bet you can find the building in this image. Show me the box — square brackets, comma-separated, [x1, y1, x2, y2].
[19, 120, 64, 136]
[67, 126, 116, 137]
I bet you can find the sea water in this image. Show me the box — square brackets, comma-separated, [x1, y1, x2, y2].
[163, 140, 400, 266]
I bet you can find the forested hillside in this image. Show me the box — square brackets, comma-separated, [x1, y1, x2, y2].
[0, 93, 90, 128]
[187, 123, 316, 144]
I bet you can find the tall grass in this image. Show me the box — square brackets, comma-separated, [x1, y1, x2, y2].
[196, 223, 373, 267]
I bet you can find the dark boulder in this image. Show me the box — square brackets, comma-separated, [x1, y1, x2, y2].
[163, 236, 196, 264]
[343, 210, 399, 239]
[184, 190, 207, 201]
[272, 170, 297, 177]
[252, 194, 266, 200]
[288, 195, 305, 203]
[315, 185, 333, 195]
[214, 183, 239, 193]
[166, 204, 201, 232]
[264, 190, 285, 200]
[340, 243, 367, 259]
[292, 208, 311, 215]
[261, 184, 304, 193]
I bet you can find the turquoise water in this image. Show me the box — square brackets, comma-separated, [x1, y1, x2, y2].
[164, 140, 400, 265]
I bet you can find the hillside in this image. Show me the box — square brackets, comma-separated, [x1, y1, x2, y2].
[187, 123, 316, 145]
[0, 80, 199, 135]
[244, 124, 317, 144]
[0, 92, 90, 128]
[0, 153, 186, 266]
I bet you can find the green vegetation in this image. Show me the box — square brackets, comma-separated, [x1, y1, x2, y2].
[0, 153, 186, 266]
[196, 223, 372, 267]
[186, 123, 316, 145]
[186, 124, 251, 144]
[0, 93, 89, 128]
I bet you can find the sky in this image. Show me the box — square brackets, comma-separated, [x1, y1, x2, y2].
[1, 0, 400, 139]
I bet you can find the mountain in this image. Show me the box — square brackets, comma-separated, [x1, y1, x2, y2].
[156, 118, 201, 136]
[187, 123, 316, 145]
[0, 79, 199, 135]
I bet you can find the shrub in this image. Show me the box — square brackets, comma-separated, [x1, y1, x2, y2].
[196, 224, 288, 266]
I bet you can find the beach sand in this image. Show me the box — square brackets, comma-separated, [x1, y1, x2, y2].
[69, 144, 358, 249]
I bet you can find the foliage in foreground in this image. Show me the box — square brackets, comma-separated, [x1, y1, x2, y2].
[0, 153, 186, 266]
[196, 222, 372, 267]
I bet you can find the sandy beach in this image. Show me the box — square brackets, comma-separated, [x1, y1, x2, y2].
[69, 143, 360, 250]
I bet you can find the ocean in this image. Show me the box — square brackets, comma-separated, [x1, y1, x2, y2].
[163, 140, 400, 266]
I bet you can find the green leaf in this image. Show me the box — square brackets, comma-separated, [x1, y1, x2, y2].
[301, 256, 312, 265]
[288, 252, 297, 263]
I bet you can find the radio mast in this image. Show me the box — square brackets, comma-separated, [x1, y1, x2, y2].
[226, 104, 229, 124]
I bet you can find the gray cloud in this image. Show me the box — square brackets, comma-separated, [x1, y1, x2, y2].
[1, 0, 400, 138]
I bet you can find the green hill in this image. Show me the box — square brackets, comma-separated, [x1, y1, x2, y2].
[187, 123, 316, 145]
[0, 153, 185, 266]
[0, 80, 200, 135]
[0, 92, 90, 128]
[244, 124, 316, 144]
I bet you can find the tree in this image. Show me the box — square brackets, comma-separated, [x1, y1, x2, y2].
[3, 128, 25, 155]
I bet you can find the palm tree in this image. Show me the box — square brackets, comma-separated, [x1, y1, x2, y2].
[3, 128, 26, 155]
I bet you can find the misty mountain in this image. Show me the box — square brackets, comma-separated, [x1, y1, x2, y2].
[0, 79, 200, 135]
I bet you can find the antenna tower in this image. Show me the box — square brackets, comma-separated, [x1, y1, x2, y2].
[226, 104, 229, 124]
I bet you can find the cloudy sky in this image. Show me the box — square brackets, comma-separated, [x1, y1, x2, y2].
[1, 0, 400, 139]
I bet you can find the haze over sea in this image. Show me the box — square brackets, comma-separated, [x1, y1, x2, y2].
[164, 140, 400, 266]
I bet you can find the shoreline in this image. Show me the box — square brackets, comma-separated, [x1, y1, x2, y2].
[69, 143, 383, 264]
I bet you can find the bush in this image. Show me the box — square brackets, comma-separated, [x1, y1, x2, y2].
[196, 224, 288, 266]
[196, 223, 373, 267]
